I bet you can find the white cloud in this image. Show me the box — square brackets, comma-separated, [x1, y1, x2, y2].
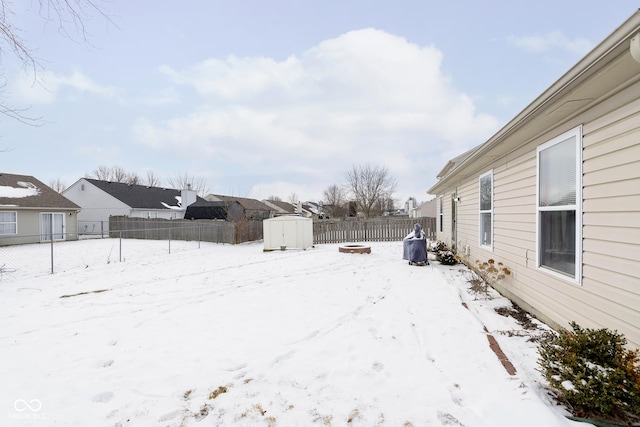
[134, 28, 501, 202]
[10, 69, 119, 104]
[507, 31, 592, 55]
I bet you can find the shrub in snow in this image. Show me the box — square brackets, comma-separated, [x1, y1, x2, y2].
[427, 240, 457, 265]
[436, 250, 457, 265]
[428, 240, 447, 252]
[538, 322, 640, 424]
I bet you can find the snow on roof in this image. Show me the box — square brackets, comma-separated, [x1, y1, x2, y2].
[0, 181, 40, 198]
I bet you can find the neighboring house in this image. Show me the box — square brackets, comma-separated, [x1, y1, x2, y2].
[428, 11, 640, 347]
[205, 194, 272, 220]
[184, 200, 244, 221]
[410, 198, 437, 219]
[302, 201, 328, 219]
[0, 173, 80, 245]
[404, 197, 417, 214]
[262, 199, 297, 217]
[63, 178, 200, 234]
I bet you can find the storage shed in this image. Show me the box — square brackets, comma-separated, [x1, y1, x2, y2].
[263, 215, 313, 251]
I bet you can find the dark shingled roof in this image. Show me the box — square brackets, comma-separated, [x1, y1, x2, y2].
[184, 200, 241, 220]
[207, 194, 272, 212]
[265, 199, 297, 213]
[84, 178, 203, 209]
[0, 173, 79, 210]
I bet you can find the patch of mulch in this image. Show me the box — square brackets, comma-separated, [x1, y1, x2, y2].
[495, 304, 538, 330]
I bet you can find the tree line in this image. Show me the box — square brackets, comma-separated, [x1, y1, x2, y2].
[49, 165, 210, 197]
[50, 163, 398, 219]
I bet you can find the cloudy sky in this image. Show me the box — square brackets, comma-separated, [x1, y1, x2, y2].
[0, 1, 635, 204]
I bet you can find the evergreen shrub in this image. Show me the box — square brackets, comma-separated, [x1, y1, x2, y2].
[538, 322, 640, 424]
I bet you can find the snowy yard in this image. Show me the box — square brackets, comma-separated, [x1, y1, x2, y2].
[1, 239, 580, 426]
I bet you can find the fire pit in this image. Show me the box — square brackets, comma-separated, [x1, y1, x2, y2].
[338, 244, 371, 254]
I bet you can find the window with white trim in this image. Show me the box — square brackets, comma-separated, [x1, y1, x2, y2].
[537, 126, 582, 282]
[439, 195, 444, 232]
[479, 170, 493, 248]
[0, 211, 17, 235]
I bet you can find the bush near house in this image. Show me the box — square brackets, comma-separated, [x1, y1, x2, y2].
[428, 240, 457, 265]
[436, 249, 457, 265]
[538, 322, 640, 425]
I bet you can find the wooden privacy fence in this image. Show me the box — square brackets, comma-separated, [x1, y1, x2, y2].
[108, 217, 263, 244]
[313, 217, 436, 244]
[108, 216, 436, 245]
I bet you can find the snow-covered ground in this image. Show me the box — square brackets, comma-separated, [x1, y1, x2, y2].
[1, 239, 581, 426]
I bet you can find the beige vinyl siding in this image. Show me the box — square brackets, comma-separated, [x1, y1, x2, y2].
[580, 97, 640, 346]
[428, 14, 640, 348]
[454, 180, 477, 253]
[481, 96, 640, 347]
[446, 98, 640, 347]
[493, 153, 537, 263]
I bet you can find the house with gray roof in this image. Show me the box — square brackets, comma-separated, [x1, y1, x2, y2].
[62, 178, 200, 235]
[0, 173, 80, 245]
[184, 199, 245, 221]
[262, 199, 297, 216]
[205, 194, 272, 220]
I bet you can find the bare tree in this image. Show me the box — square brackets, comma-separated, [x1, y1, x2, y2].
[86, 165, 140, 184]
[111, 165, 133, 183]
[267, 195, 283, 202]
[0, 0, 111, 125]
[143, 170, 162, 187]
[167, 173, 209, 197]
[48, 178, 66, 193]
[287, 192, 299, 204]
[88, 165, 111, 180]
[344, 163, 397, 218]
[322, 184, 347, 218]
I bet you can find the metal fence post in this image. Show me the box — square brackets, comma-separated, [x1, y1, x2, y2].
[119, 231, 122, 263]
[50, 214, 54, 274]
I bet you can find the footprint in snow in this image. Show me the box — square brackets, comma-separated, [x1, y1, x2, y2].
[448, 383, 463, 406]
[372, 361, 384, 372]
[96, 359, 114, 368]
[92, 391, 114, 403]
[437, 410, 465, 426]
[158, 409, 181, 422]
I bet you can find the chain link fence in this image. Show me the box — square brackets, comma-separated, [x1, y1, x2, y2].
[0, 226, 227, 282]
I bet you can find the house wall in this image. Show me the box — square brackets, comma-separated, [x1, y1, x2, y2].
[435, 82, 640, 348]
[0, 209, 78, 245]
[411, 198, 437, 219]
[64, 179, 131, 234]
